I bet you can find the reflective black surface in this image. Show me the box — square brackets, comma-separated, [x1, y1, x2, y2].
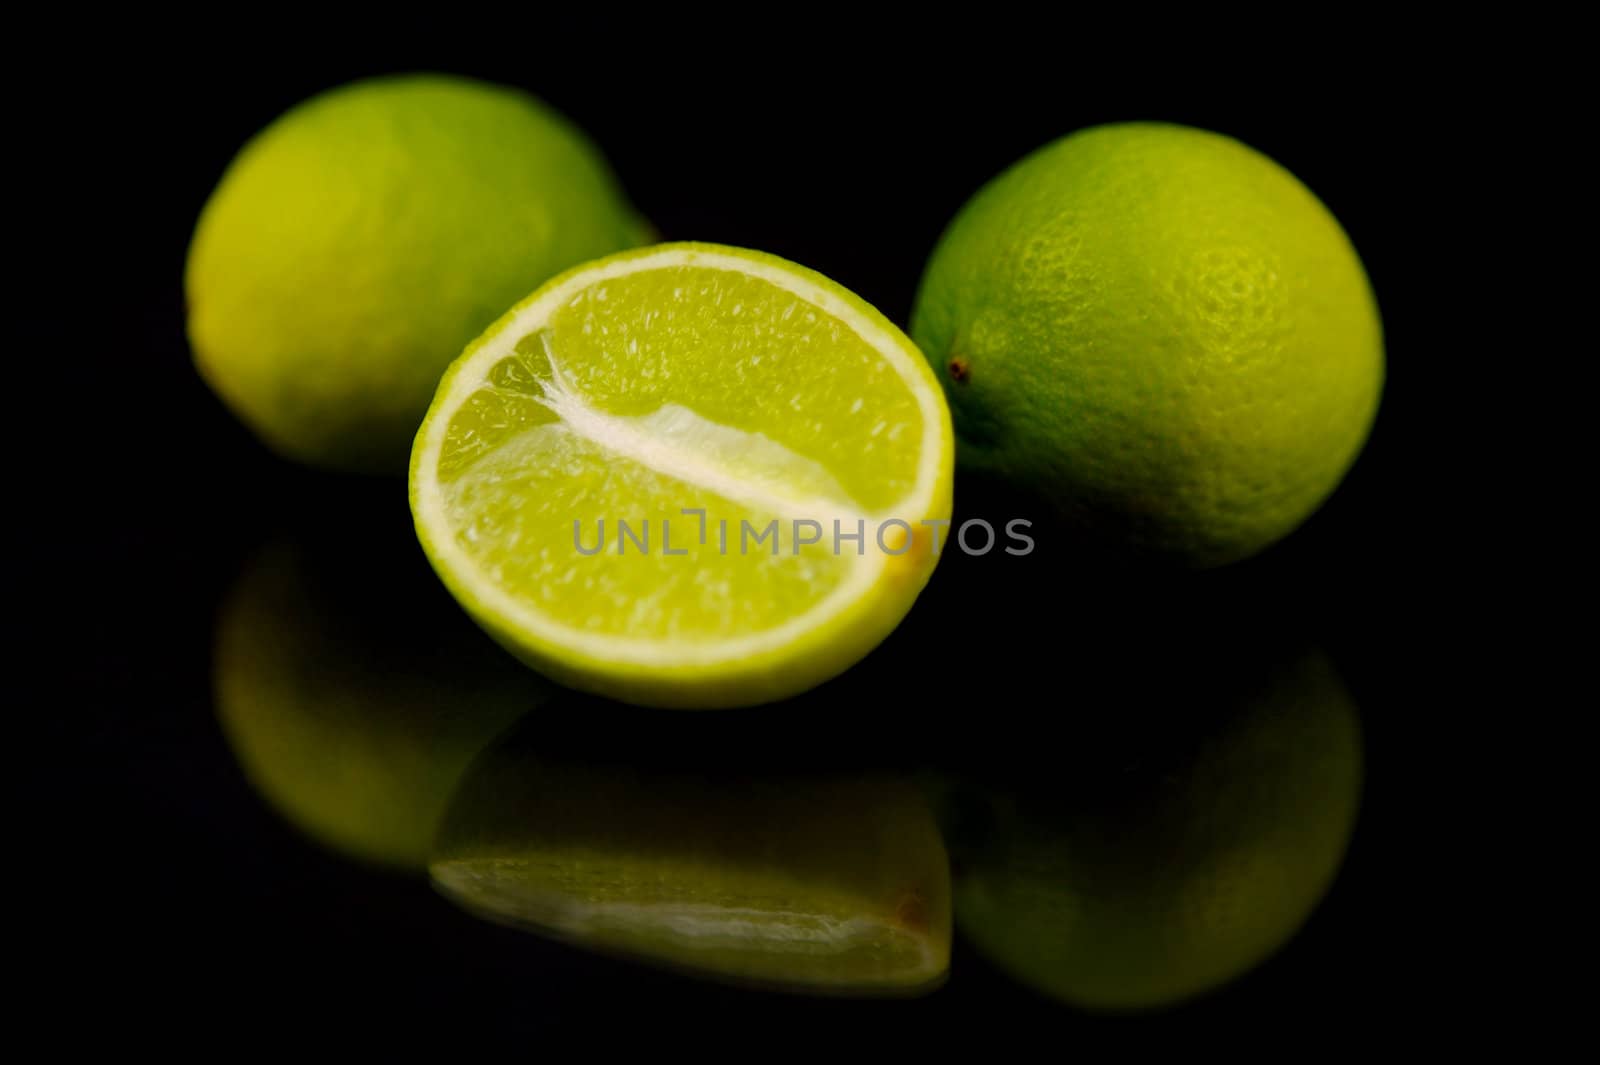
[35, 37, 1436, 1044]
[42, 473, 1404, 1039]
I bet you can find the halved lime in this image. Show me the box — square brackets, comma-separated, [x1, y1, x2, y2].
[410, 243, 954, 708]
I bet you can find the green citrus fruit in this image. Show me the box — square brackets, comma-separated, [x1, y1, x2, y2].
[431, 711, 950, 994]
[186, 74, 649, 474]
[947, 650, 1362, 1010]
[912, 122, 1383, 566]
[214, 511, 551, 870]
[409, 243, 954, 709]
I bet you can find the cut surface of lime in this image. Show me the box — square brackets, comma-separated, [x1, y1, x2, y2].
[410, 244, 953, 708]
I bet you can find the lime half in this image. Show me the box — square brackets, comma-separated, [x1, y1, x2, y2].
[410, 243, 954, 708]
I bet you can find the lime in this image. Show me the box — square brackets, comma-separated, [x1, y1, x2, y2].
[431, 713, 950, 994]
[912, 122, 1383, 566]
[186, 74, 649, 474]
[409, 242, 954, 708]
[947, 650, 1362, 1010]
[214, 511, 551, 870]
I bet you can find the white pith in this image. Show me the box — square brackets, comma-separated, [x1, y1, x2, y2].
[521, 332, 871, 526]
[414, 246, 947, 670]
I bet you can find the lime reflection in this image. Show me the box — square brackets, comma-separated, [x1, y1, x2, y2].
[430, 707, 951, 995]
[214, 511, 553, 871]
[947, 648, 1363, 1011]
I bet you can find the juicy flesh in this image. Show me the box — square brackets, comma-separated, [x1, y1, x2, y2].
[435, 265, 928, 644]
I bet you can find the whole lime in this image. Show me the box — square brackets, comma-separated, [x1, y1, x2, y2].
[911, 123, 1383, 566]
[186, 74, 649, 474]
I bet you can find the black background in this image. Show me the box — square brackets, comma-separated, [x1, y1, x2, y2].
[25, 30, 1456, 1048]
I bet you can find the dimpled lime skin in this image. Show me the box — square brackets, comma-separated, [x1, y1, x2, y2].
[186, 74, 650, 474]
[911, 123, 1383, 566]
